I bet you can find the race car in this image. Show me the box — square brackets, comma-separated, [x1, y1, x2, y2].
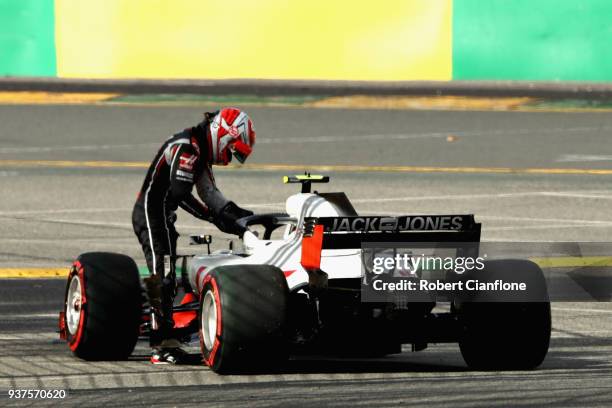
[59, 174, 551, 373]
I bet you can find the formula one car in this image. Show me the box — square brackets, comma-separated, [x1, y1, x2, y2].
[59, 175, 551, 373]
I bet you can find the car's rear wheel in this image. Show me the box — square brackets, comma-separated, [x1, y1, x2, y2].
[63, 252, 142, 360]
[199, 265, 289, 374]
[457, 259, 551, 370]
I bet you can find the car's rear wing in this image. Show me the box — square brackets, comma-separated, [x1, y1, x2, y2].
[304, 214, 480, 248]
[300, 214, 481, 270]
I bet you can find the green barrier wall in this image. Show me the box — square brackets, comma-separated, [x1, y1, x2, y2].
[0, 0, 56, 76]
[453, 0, 612, 81]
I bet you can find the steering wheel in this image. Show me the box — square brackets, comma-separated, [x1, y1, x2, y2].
[236, 213, 293, 240]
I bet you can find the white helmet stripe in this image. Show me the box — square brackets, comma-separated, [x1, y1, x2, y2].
[210, 114, 220, 161]
[233, 111, 249, 144]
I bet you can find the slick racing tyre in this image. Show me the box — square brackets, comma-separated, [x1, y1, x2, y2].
[457, 259, 551, 370]
[199, 265, 289, 374]
[63, 252, 142, 360]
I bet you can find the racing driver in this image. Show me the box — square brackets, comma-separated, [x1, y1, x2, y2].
[132, 108, 256, 364]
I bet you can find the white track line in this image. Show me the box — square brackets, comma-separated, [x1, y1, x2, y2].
[351, 192, 537, 203]
[0, 208, 128, 216]
[485, 224, 612, 231]
[0, 133, 451, 153]
[27, 218, 222, 231]
[0, 313, 58, 319]
[0, 143, 158, 154]
[1, 190, 610, 217]
[537, 192, 612, 200]
[557, 154, 612, 163]
[2, 126, 610, 153]
[0, 238, 135, 243]
[2, 192, 612, 228]
[353, 191, 612, 204]
[478, 215, 612, 226]
[375, 211, 612, 227]
[0, 333, 57, 341]
[552, 307, 612, 314]
[232, 126, 612, 144]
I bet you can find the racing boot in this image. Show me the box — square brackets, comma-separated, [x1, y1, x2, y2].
[150, 345, 188, 365]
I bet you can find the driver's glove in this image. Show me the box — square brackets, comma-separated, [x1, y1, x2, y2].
[214, 201, 253, 236]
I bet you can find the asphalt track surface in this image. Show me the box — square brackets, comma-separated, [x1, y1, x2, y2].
[1, 104, 612, 407]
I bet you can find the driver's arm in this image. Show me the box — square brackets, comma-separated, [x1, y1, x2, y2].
[178, 195, 211, 221]
[195, 164, 253, 235]
[169, 144, 210, 220]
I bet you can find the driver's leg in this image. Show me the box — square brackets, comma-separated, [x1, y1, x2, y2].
[133, 204, 184, 364]
[157, 216, 180, 349]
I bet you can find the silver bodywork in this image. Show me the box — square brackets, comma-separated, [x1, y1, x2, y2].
[186, 192, 361, 293]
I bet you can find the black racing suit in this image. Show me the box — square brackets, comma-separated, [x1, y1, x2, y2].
[132, 119, 252, 346]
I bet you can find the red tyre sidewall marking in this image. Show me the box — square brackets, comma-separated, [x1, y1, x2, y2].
[68, 260, 87, 351]
[200, 274, 222, 367]
[195, 266, 206, 293]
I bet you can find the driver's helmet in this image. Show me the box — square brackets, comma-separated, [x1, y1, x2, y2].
[208, 108, 256, 165]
